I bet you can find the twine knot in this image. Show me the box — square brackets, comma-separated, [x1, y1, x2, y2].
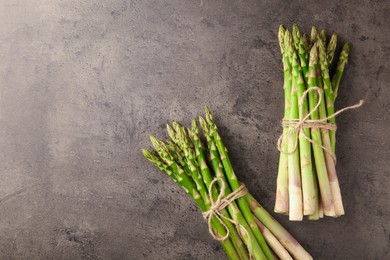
[202, 178, 248, 241]
[277, 87, 364, 162]
[202, 178, 253, 259]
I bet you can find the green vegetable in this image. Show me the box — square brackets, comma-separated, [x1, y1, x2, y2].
[143, 108, 312, 259]
[275, 24, 352, 220]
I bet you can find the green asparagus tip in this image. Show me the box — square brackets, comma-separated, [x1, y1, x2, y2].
[343, 42, 350, 52]
[205, 106, 214, 125]
[174, 124, 188, 147]
[187, 129, 195, 142]
[302, 33, 309, 52]
[172, 120, 184, 134]
[278, 24, 286, 53]
[309, 43, 318, 66]
[284, 29, 293, 57]
[191, 118, 199, 135]
[141, 148, 151, 158]
[320, 30, 326, 45]
[166, 124, 177, 142]
[341, 42, 350, 60]
[149, 135, 162, 151]
[311, 26, 318, 43]
[327, 34, 337, 64]
[317, 39, 327, 67]
[336, 42, 350, 71]
[198, 116, 209, 135]
[142, 148, 159, 163]
[292, 24, 301, 46]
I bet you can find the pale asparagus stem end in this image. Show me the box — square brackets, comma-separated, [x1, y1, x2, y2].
[254, 217, 293, 260]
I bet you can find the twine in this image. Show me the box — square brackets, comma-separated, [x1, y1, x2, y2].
[202, 178, 252, 258]
[277, 86, 364, 162]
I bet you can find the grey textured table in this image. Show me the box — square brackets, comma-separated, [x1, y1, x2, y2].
[0, 1, 389, 259]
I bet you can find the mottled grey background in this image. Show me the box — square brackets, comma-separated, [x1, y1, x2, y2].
[0, 0, 389, 259]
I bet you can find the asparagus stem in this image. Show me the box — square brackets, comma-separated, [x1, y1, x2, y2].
[191, 120, 250, 260]
[275, 25, 290, 214]
[331, 42, 350, 154]
[254, 218, 293, 260]
[285, 31, 303, 221]
[317, 41, 345, 217]
[308, 161, 320, 220]
[319, 200, 324, 218]
[318, 39, 337, 154]
[307, 45, 336, 216]
[246, 194, 313, 260]
[315, 45, 345, 217]
[291, 49, 316, 216]
[205, 108, 273, 260]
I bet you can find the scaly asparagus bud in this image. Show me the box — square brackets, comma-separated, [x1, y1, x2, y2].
[278, 25, 286, 54]
[167, 124, 178, 144]
[292, 24, 301, 50]
[319, 30, 326, 46]
[310, 26, 318, 45]
[332, 42, 350, 98]
[327, 34, 337, 64]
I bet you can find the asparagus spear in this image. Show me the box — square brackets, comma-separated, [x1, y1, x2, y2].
[324, 34, 338, 153]
[315, 42, 345, 217]
[327, 34, 337, 65]
[205, 108, 274, 260]
[291, 48, 316, 216]
[246, 194, 313, 260]
[317, 40, 346, 216]
[330, 42, 350, 154]
[285, 30, 303, 221]
[332, 43, 350, 100]
[318, 39, 337, 153]
[274, 25, 290, 214]
[307, 44, 335, 216]
[254, 218, 293, 260]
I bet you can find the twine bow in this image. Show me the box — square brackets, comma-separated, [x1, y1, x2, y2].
[202, 178, 252, 258]
[277, 86, 364, 162]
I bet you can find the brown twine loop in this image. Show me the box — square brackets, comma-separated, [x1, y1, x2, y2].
[277, 86, 364, 163]
[202, 178, 252, 258]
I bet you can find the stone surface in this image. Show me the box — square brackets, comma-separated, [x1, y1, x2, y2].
[0, 0, 389, 259]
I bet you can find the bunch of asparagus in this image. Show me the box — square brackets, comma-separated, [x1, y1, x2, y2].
[274, 24, 351, 220]
[142, 107, 312, 260]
